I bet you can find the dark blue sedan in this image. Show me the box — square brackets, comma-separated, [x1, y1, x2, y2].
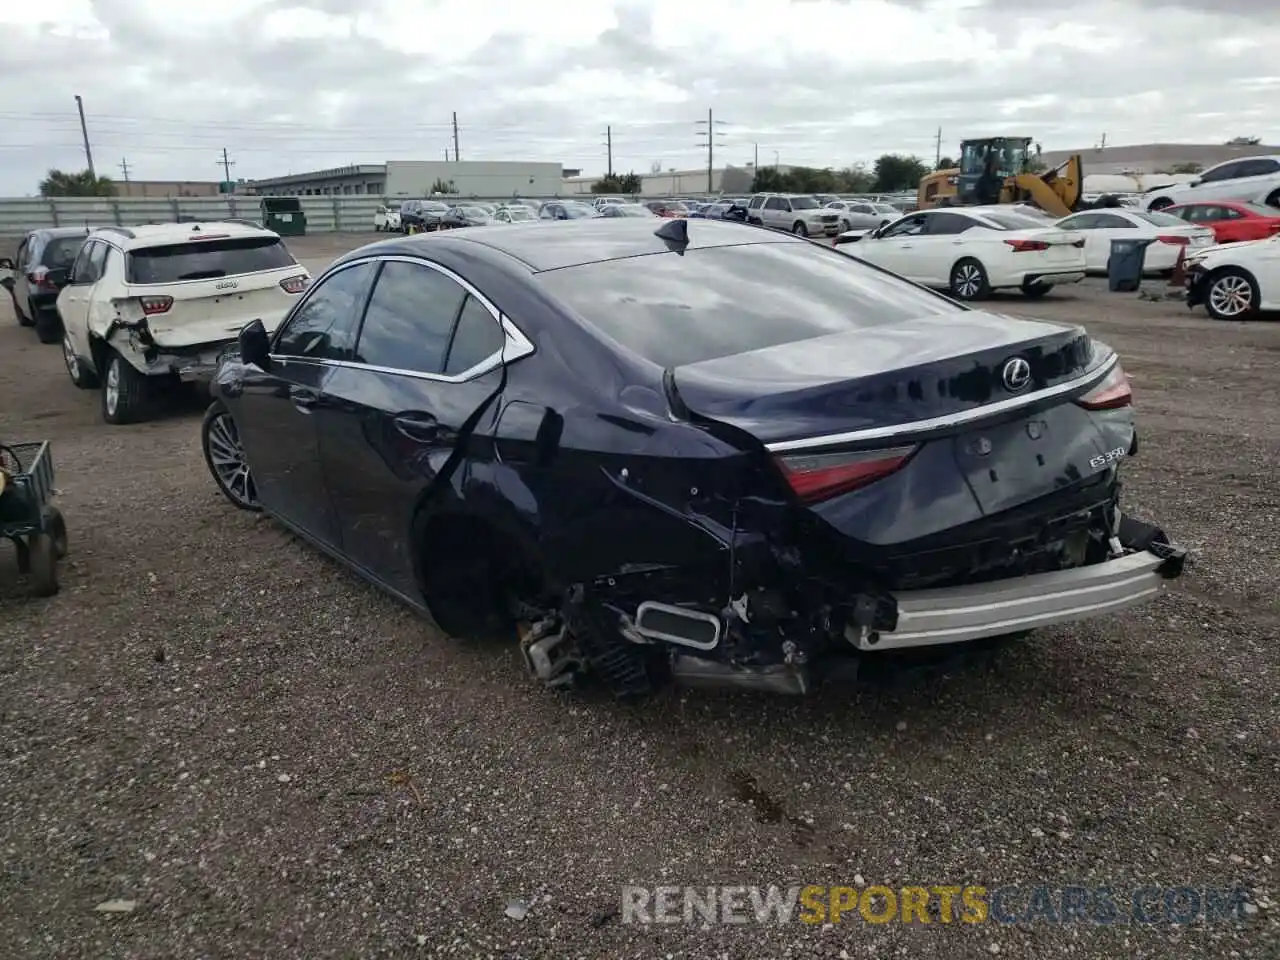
[201, 218, 1183, 698]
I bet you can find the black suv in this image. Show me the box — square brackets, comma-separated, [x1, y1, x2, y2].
[399, 199, 451, 233]
[1, 228, 88, 343]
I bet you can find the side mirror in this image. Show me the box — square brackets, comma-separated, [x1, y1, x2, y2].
[1189, 179, 1201, 188]
[238, 318, 271, 369]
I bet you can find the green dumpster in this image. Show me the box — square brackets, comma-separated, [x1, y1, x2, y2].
[260, 196, 307, 237]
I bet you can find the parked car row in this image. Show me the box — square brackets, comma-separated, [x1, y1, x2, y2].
[2, 221, 312, 423]
[191, 215, 1183, 698]
[1140, 154, 1280, 213]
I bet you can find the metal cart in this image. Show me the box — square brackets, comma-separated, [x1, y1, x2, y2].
[0, 441, 68, 596]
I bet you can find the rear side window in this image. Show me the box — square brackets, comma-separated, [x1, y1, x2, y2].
[127, 236, 295, 284]
[356, 261, 466, 373]
[443, 296, 506, 376]
[41, 237, 85, 268]
[536, 242, 963, 370]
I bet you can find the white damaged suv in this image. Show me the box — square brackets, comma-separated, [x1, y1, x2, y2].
[58, 221, 311, 424]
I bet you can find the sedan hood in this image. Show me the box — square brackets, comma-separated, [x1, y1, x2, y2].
[671, 311, 1097, 445]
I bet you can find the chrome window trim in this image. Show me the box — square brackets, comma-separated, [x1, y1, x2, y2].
[269, 253, 535, 384]
[765, 352, 1119, 453]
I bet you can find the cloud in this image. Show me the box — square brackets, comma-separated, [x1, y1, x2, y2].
[0, 0, 1277, 193]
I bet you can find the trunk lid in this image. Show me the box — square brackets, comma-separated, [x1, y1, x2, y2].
[117, 270, 304, 347]
[671, 310, 1095, 445]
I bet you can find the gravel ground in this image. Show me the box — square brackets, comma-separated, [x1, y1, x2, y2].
[0, 233, 1276, 959]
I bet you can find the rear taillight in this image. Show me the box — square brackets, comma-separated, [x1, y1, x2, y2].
[279, 275, 310, 294]
[28, 269, 56, 291]
[139, 295, 173, 315]
[774, 445, 918, 504]
[1075, 363, 1131, 410]
[1157, 234, 1190, 246]
[1005, 239, 1049, 252]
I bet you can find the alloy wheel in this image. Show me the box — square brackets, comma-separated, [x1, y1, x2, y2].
[62, 335, 80, 381]
[104, 359, 120, 416]
[954, 263, 983, 298]
[206, 412, 257, 507]
[1208, 274, 1253, 318]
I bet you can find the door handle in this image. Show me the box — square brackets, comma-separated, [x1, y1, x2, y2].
[290, 387, 319, 412]
[394, 413, 441, 442]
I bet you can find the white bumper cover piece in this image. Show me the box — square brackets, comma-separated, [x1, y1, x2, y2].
[847, 549, 1174, 652]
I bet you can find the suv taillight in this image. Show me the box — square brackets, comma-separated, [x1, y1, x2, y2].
[140, 295, 173, 315]
[279, 275, 310, 294]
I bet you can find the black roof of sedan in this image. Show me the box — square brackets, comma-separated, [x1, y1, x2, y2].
[337, 217, 803, 273]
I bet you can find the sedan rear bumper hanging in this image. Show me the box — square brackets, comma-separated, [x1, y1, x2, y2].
[846, 540, 1184, 652]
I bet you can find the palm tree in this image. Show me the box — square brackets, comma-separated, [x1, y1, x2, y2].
[39, 169, 117, 197]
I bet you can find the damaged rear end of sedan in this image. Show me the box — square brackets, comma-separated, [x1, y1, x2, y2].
[486, 225, 1186, 697]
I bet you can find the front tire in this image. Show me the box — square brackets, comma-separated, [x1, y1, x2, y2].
[1204, 268, 1260, 321]
[792, 221, 808, 237]
[201, 401, 260, 511]
[950, 258, 991, 301]
[100, 350, 152, 424]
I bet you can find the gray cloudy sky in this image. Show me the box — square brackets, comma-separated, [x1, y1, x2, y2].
[1, 0, 1277, 193]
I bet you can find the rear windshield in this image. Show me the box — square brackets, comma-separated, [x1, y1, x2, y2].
[127, 237, 295, 284]
[536, 241, 962, 370]
[41, 237, 85, 268]
[979, 210, 1054, 230]
[1133, 210, 1191, 228]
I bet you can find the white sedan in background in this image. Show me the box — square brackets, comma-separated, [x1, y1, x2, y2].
[1054, 208, 1215, 274]
[837, 206, 1086, 300]
[825, 199, 903, 231]
[1184, 233, 1280, 320]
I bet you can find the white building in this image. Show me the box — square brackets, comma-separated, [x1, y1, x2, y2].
[562, 164, 769, 198]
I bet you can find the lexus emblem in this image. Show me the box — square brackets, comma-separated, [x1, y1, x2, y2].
[1001, 357, 1032, 392]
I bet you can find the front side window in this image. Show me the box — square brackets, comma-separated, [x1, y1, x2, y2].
[355, 261, 466, 373]
[880, 215, 926, 238]
[273, 261, 375, 361]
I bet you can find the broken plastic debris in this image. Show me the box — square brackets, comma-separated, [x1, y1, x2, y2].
[504, 899, 530, 920]
[94, 899, 137, 913]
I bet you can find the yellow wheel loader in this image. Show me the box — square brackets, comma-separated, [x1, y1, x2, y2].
[918, 137, 1083, 217]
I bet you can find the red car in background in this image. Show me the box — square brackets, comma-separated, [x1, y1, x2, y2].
[1164, 201, 1280, 244]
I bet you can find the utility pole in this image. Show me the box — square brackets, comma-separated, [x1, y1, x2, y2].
[602, 125, 613, 178]
[935, 127, 943, 168]
[218, 147, 235, 183]
[754, 142, 759, 168]
[695, 109, 727, 194]
[452, 112, 460, 162]
[444, 148, 450, 161]
[1099, 132, 1107, 151]
[119, 158, 131, 184]
[74, 95, 96, 179]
